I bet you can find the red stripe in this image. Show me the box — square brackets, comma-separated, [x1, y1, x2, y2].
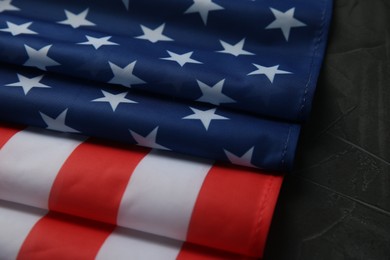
[49, 139, 149, 224]
[0, 123, 23, 149]
[185, 164, 283, 257]
[254, 173, 283, 257]
[17, 212, 114, 260]
[177, 242, 255, 260]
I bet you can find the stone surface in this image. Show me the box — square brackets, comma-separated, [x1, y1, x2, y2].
[264, 0, 390, 259]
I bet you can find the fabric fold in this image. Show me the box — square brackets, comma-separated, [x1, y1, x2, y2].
[0, 0, 335, 258]
[0, 200, 256, 259]
[0, 123, 283, 258]
[0, 0, 333, 121]
[0, 64, 300, 171]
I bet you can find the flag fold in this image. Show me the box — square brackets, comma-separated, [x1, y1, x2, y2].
[0, 0, 333, 258]
[0, 0, 332, 121]
[0, 200, 257, 259]
[0, 63, 300, 171]
[0, 0, 333, 171]
[0, 123, 283, 258]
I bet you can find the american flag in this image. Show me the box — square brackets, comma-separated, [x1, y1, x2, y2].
[0, 0, 333, 258]
[0, 0, 332, 172]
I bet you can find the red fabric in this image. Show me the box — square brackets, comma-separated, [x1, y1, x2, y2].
[0, 123, 21, 149]
[49, 139, 148, 224]
[17, 212, 114, 260]
[186, 163, 283, 257]
[178, 242, 256, 260]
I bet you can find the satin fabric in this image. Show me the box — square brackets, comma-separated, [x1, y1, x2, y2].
[0, 200, 256, 260]
[0, 0, 333, 121]
[0, 64, 300, 171]
[0, 123, 283, 258]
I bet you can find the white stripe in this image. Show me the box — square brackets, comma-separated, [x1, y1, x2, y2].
[117, 149, 212, 241]
[0, 200, 47, 260]
[96, 227, 183, 260]
[0, 127, 86, 209]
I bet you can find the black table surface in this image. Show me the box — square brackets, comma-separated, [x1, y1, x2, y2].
[264, 0, 390, 259]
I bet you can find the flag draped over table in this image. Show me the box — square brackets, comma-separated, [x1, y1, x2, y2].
[0, 0, 333, 259]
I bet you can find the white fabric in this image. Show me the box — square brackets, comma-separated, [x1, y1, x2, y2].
[96, 227, 183, 260]
[117, 149, 212, 241]
[0, 128, 85, 209]
[0, 200, 46, 260]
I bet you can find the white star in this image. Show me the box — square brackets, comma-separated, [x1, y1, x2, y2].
[78, 35, 118, 50]
[0, 0, 19, 13]
[5, 74, 50, 95]
[40, 109, 79, 133]
[247, 64, 291, 83]
[135, 23, 173, 43]
[184, 0, 224, 25]
[24, 44, 60, 71]
[224, 147, 256, 168]
[108, 61, 146, 88]
[57, 8, 95, 29]
[122, 0, 129, 10]
[196, 79, 235, 105]
[0, 21, 37, 36]
[161, 51, 202, 67]
[129, 127, 170, 150]
[182, 107, 228, 130]
[91, 90, 136, 112]
[216, 38, 254, 57]
[265, 7, 306, 41]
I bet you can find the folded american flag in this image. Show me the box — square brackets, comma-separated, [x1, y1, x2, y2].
[0, 0, 333, 258]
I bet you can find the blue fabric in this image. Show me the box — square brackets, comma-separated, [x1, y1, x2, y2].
[0, 0, 332, 171]
[0, 63, 299, 171]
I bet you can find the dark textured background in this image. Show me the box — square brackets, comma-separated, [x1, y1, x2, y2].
[264, 0, 390, 259]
